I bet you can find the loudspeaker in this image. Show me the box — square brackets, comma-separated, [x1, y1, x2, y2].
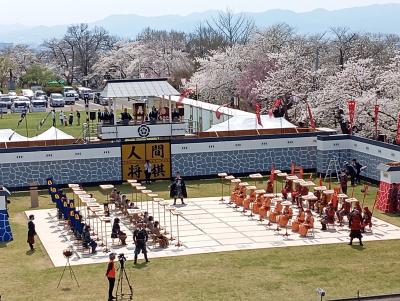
[89, 111, 96, 121]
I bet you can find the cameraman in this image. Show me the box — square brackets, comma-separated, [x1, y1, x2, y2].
[105, 253, 116, 301]
[133, 223, 149, 264]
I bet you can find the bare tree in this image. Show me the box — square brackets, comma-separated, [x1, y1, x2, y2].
[187, 23, 226, 58]
[207, 9, 255, 46]
[42, 23, 116, 85]
[330, 27, 359, 69]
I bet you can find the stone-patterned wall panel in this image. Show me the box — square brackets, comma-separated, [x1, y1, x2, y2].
[0, 210, 13, 242]
[172, 147, 316, 177]
[0, 157, 121, 189]
[317, 149, 351, 174]
[350, 150, 389, 182]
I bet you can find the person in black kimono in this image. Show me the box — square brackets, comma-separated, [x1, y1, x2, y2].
[169, 172, 187, 205]
[27, 215, 36, 251]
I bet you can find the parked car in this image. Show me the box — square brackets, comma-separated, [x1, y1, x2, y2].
[31, 98, 47, 112]
[31, 85, 43, 93]
[0, 96, 13, 109]
[34, 90, 47, 99]
[16, 96, 31, 105]
[21, 89, 34, 100]
[12, 98, 30, 113]
[49, 93, 65, 107]
[94, 92, 112, 106]
[77, 87, 93, 99]
[62, 86, 79, 100]
[0, 100, 8, 114]
[64, 92, 76, 105]
[34, 95, 48, 107]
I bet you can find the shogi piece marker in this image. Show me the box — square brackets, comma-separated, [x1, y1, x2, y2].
[0, 187, 13, 242]
[375, 162, 400, 213]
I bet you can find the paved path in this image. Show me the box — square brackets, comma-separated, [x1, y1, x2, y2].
[25, 197, 400, 267]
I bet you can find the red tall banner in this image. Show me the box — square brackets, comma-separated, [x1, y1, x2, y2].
[255, 103, 263, 126]
[307, 102, 316, 129]
[215, 103, 228, 119]
[374, 104, 380, 138]
[273, 99, 283, 108]
[348, 100, 356, 135]
[396, 112, 400, 144]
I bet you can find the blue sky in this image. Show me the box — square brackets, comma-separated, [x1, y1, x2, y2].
[2, 0, 400, 25]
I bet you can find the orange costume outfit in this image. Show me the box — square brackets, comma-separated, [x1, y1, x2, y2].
[291, 209, 305, 232]
[299, 211, 314, 237]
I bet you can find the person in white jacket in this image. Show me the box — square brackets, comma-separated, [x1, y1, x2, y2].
[59, 111, 65, 126]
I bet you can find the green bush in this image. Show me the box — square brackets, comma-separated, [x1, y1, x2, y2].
[43, 86, 63, 94]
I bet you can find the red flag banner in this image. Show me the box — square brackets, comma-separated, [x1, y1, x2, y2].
[215, 103, 228, 119]
[396, 112, 400, 144]
[255, 103, 263, 126]
[178, 88, 192, 102]
[374, 104, 380, 136]
[348, 100, 356, 135]
[307, 102, 316, 129]
[273, 98, 283, 108]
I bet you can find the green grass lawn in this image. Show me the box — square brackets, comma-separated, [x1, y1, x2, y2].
[1, 178, 400, 301]
[0, 111, 87, 138]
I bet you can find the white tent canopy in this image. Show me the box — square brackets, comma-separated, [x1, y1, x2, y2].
[166, 96, 254, 117]
[0, 129, 27, 142]
[206, 115, 297, 132]
[29, 127, 75, 141]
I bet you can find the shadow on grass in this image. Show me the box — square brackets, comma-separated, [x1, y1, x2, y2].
[26, 249, 36, 255]
[132, 262, 149, 270]
[350, 245, 365, 251]
[383, 212, 400, 218]
[0, 242, 9, 248]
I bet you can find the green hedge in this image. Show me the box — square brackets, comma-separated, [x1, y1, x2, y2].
[43, 86, 63, 94]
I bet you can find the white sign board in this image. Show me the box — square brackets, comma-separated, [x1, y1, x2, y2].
[99, 123, 187, 140]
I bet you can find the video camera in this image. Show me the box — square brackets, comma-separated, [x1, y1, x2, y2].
[118, 253, 127, 264]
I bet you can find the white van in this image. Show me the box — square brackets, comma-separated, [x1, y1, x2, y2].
[12, 100, 30, 113]
[21, 89, 34, 100]
[31, 99, 47, 112]
[62, 86, 79, 100]
[64, 92, 76, 105]
[77, 87, 93, 99]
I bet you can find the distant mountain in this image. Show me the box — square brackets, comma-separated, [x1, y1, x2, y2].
[1, 4, 400, 45]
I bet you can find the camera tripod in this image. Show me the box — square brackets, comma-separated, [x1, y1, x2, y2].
[57, 257, 80, 288]
[116, 260, 133, 300]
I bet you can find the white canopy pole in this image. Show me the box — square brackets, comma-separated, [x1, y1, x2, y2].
[113, 97, 117, 125]
[169, 95, 172, 122]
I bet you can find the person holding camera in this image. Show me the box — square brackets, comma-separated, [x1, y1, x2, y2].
[105, 253, 116, 301]
[133, 223, 149, 264]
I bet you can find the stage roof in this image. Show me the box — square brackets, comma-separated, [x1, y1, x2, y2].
[102, 78, 179, 98]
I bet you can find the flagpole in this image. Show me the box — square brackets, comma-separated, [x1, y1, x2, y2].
[25, 112, 29, 140]
[228, 107, 230, 134]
